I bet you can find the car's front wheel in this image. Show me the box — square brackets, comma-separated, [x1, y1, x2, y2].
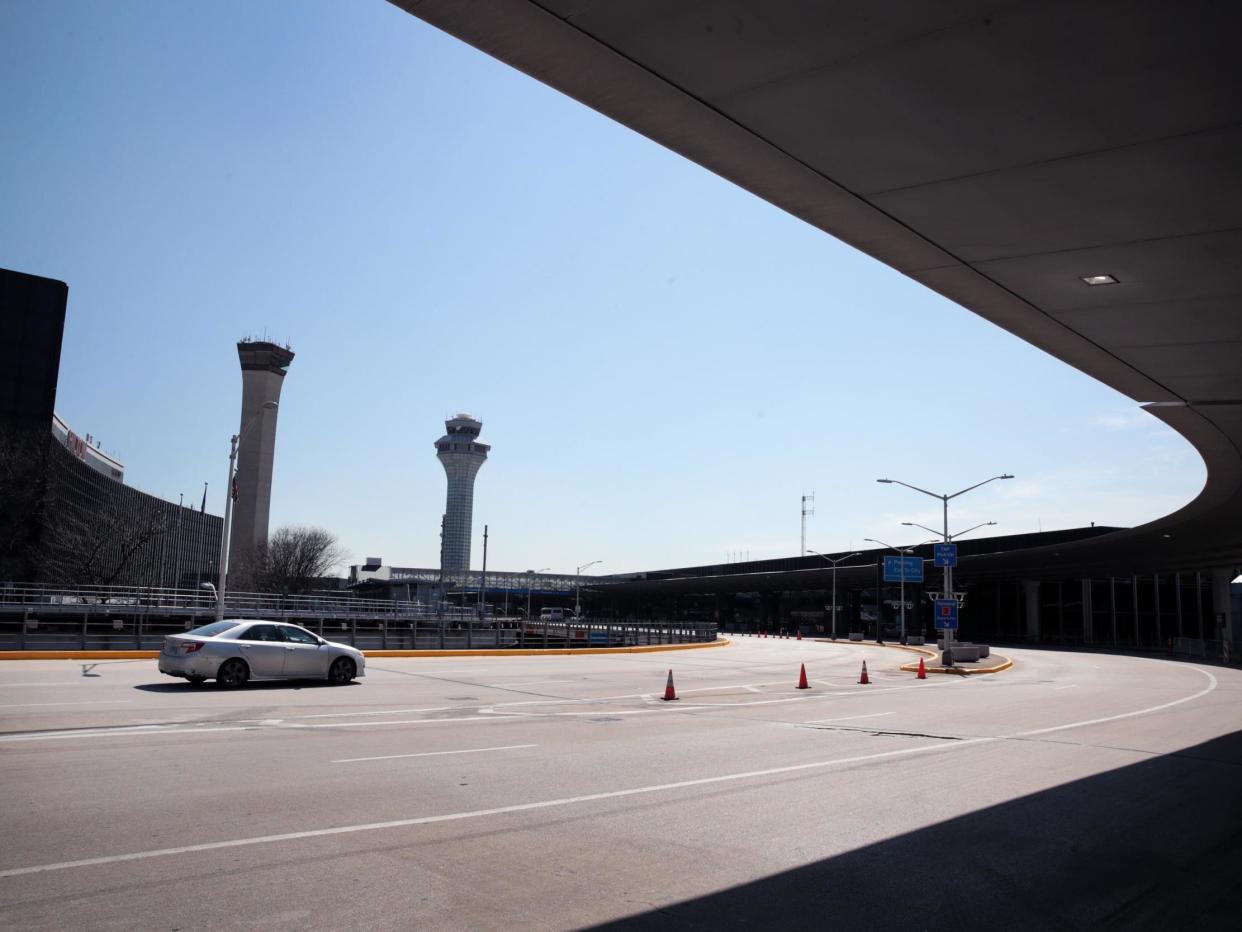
[216, 658, 249, 688]
[328, 657, 356, 685]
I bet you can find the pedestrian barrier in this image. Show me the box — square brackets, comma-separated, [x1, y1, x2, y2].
[0, 583, 717, 652]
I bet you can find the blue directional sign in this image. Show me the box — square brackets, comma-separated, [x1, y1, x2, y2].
[934, 543, 958, 567]
[933, 598, 959, 630]
[883, 555, 924, 583]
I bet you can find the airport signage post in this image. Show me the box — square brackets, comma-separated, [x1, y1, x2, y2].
[883, 556, 923, 583]
[933, 598, 959, 630]
[880, 554, 923, 645]
[934, 543, 958, 567]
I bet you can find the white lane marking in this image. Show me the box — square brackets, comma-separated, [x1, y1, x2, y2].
[332, 744, 537, 764]
[0, 700, 135, 709]
[290, 706, 469, 720]
[486, 680, 576, 688]
[0, 738, 996, 879]
[801, 712, 894, 724]
[1015, 668, 1216, 738]
[0, 667, 1217, 878]
[284, 716, 499, 729]
[0, 682, 98, 688]
[488, 709, 654, 718]
[675, 678, 959, 708]
[1052, 684, 1078, 691]
[0, 725, 253, 743]
[742, 685, 762, 693]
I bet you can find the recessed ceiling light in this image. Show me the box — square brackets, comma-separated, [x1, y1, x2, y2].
[1081, 274, 1119, 286]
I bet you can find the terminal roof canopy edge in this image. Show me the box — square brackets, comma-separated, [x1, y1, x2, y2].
[391, 0, 1242, 578]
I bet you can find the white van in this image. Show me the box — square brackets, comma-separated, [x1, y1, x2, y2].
[540, 607, 575, 622]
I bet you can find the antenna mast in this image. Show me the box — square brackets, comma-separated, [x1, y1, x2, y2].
[801, 492, 815, 555]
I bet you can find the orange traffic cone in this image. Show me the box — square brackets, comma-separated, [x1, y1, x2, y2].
[662, 669, 678, 701]
[917, 657, 926, 679]
[797, 663, 810, 689]
[796, 631, 802, 641]
[858, 661, 870, 685]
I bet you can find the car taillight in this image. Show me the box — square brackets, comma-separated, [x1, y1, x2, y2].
[183, 641, 205, 653]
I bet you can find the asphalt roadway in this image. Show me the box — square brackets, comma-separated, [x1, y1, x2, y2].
[1, 637, 1240, 931]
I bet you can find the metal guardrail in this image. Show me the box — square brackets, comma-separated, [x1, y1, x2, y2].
[0, 582, 717, 651]
[0, 582, 460, 621]
[1170, 636, 1231, 663]
[0, 616, 718, 652]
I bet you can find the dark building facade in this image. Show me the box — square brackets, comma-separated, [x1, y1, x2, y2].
[0, 269, 66, 431]
[2, 267, 221, 587]
[588, 528, 1231, 652]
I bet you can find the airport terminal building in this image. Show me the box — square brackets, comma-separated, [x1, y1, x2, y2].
[1, 268, 221, 587]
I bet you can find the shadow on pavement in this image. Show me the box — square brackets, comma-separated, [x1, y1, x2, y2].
[133, 679, 358, 692]
[588, 731, 1242, 931]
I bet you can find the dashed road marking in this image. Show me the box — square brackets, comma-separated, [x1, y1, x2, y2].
[333, 744, 537, 764]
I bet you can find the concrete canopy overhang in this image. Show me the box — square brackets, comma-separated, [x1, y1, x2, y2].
[393, 1, 1242, 579]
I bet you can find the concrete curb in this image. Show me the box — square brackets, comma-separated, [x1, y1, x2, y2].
[805, 637, 1012, 676]
[898, 654, 1014, 676]
[0, 638, 730, 662]
[813, 639, 939, 659]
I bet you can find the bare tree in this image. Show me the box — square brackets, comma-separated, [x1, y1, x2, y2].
[0, 426, 49, 579]
[248, 525, 345, 594]
[38, 494, 169, 586]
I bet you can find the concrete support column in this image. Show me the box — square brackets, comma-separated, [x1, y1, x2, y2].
[1109, 577, 1117, 646]
[1175, 572, 1184, 639]
[1212, 568, 1235, 647]
[1081, 578, 1094, 646]
[1023, 580, 1041, 643]
[1153, 573, 1163, 648]
[1196, 571, 1205, 638]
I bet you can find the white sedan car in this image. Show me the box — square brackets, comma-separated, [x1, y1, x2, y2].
[159, 620, 365, 687]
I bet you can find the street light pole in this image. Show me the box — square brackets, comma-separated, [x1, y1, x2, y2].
[864, 538, 919, 644]
[877, 474, 1013, 664]
[902, 520, 997, 542]
[478, 524, 488, 620]
[575, 560, 601, 617]
[215, 401, 277, 622]
[806, 549, 860, 640]
[526, 566, 550, 620]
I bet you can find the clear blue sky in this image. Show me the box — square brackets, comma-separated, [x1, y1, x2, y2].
[1, 0, 1204, 576]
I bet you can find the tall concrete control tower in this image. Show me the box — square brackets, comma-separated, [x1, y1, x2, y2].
[435, 413, 489, 582]
[231, 340, 294, 571]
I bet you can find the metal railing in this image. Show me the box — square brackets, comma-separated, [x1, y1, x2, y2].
[0, 616, 717, 652]
[0, 583, 717, 651]
[1169, 636, 1232, 663]
[0, 582, 449, 621]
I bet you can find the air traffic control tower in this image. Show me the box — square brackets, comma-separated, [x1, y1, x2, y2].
[435, 413, 489, 583]
[230, 340, 294, 571]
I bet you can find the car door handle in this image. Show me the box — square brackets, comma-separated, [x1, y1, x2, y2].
[285, 646, 295, 651]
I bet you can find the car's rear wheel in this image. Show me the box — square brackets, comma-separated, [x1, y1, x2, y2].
[187, 675, 206, 686]
[216, 658, 249, 688]
[328, 657, 356, 685]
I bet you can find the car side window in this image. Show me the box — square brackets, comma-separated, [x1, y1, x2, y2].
[243, 624, 283, 642]
[282, 627, 319, 645]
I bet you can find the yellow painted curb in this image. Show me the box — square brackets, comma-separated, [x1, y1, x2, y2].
[898, 653, 1014, 676]
[365, 639, 730, 657]
[0, 639, 731, 662]
[802, 637, 1009, 675]
[0, 650, 158, 660]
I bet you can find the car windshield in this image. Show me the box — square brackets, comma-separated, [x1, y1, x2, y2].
[184, 621, 240, 637]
